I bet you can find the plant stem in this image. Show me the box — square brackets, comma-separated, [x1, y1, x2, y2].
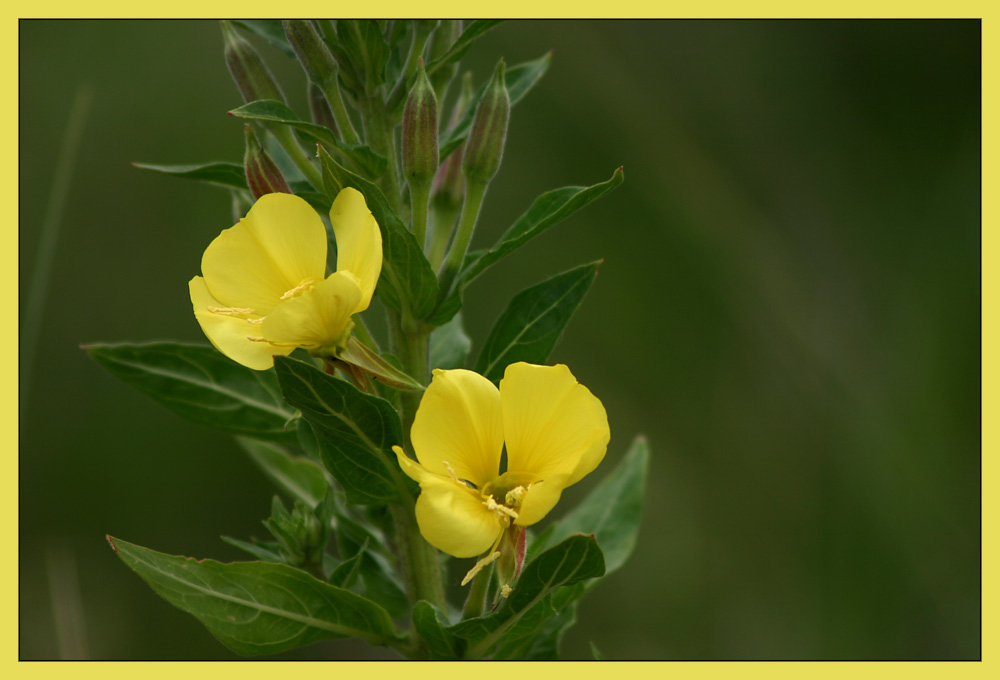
[462, 561, 494, 620]
[269, 125, 323, 189]
[438, 176, 488, 296]
[409, 180, 431, 252]
[362, 97, 403, 216]
[320, 77, 361, 145]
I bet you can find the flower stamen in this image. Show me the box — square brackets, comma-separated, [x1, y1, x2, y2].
[208, 306, 255, 315]
[460, 550, 501, 586]
[280, 279, 316, 300]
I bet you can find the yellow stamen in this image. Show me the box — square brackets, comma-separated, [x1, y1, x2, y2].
[500, 584, 512, 598]
[461, 551, 500, 586]
[208, 306, 255, 315]
[484, 496, 519, 520]
[505, 485, 527, 507]
[246, 336, 269, 343]
[442, 460, 461, 485]
[280, 279, 315, 300]
[247, 317, 265, 324]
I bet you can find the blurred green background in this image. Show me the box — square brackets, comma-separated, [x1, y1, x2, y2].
[19, 20, 980, 660]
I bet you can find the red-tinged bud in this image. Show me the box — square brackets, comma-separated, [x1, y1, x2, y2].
[402, 60, 439, 185]
[494, 525, 526, 599]
[221, 20, 285, 104]
[243, 124, 291, 199]
[462, 60, 509, 183]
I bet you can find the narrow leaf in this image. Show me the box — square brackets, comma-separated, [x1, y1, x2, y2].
[232, 20, 295, 57]
[86, 343, 297, 443]
[108, 536, 400, 655]
[328, 537, 367, 590]
[132, 161, 248, 190]
[229, 100, 387, 178]
[235, 437, 329, 507]
[273, 356, 406, 505]
[425, 20, 503, 75]
[317, 145, 439, 319]
[430, 312, 472, 370]
[439, 52, 552, 160]
[220, 536, 285, 563]
[535, 435, 649, 575]
[340, 336, 424, 391]
[431, 168, 623, 325]
[474, 262, 599, 383]
[413, 601, 462, 660]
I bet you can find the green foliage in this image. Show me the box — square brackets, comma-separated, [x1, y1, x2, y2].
[429, 313, 472, 370]
[425, 20, 503, 75]
[86, 343, 297, 443]
[412, 601, 462, 659]
[475, 262, 599, 383]
[108, 537, 402, 656]
[236, 437, 328, 507]
[273, 356, 407, 506]
[131, 161, 248, 190]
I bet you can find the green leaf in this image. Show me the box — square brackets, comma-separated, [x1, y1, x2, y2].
[317, 145, 439, 320]
[430, 312, 472, 370]
[431, 168, 623, 325]
[439, 52, 552, 160]
[334, 512, 409, 618]
[108, 536, 401, 655]
[425, 20, 503, 76]
[339, 336, 424, 391]
[535, 434, 649, 575]
[235, 437, 329, 507]
[85, 343, 297, 443]
[328, 537, 367, 590]
[131, 161, 248, 190]
[336, 20, 390, 90]
[448, 535, 605, 658]
[273, 356, 406, 505]
[491, 583, 584, 660]
[474, 262, 599, 383]
[590, 641, 607, 660]
[220, 536, 285, 563]
[229, 100, 387, 178]
[232, 20, 295, 57]
[413, 601, 462, 659]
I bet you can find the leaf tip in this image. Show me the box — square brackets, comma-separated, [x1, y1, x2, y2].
[105, 534, 118, 553]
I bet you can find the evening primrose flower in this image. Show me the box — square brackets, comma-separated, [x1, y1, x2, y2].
[189, 189, 381, 370]
[393, 362, 609, 589]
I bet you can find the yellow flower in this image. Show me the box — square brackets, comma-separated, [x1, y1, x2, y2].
[188, 189, 382, 370]
[393, 362, 610, 582]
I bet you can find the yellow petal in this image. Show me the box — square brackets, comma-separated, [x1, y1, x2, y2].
[189, 276, 293, 370]
[513, 475, 569, 526]
[411, 369, 503, 488]
[393, 447, 503, 558]
[260, 271, 362, 350]
[501, 363, 610, 487]
[330, 187, 382, 312]
[202, 193, 328, 314]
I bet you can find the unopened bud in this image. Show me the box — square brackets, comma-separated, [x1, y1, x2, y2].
[283, 20, 339, 91]
[243, 124, 290, 198]
[462, 60, 509, 183]
[494, 525, 526, 597]
[402, 61, 439, 185]
[221, 20, 285, 104]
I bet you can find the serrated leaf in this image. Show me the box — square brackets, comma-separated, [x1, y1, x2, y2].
[273, 356, 406, 505]
[474, 262, 599, 383]
[430, 312, 472, 370]
[431, 168, 623, 325]
[108, 536, 400, 655]
[425, 20, 503, 76]
[235, 437, 329, 507]
[232, 20, 295, 57]
[132, 161, 248, 190]
[439, 52, 551, 160]
[413, 601, 462, 659]
[448, 535, 604, 658]
[86, 343, 297, 443]
[317, 145, 439, 320]
[535, 435, 649, 576]
[229, 100, 387, 178]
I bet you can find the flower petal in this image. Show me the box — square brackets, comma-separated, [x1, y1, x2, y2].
[189, 276, 293, 370]
[202, 193, 328, 314]
[260, 271, 362, 350]
[411, 369, 503, 488]
[394, 447, 502, 558]
[501, 363, 610, 487]
[330, 187, 382, 312]
[513, 475, 569, 526]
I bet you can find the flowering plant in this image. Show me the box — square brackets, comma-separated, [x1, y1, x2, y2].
[88, 20, 647, 660]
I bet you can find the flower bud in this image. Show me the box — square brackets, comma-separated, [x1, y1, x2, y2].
[283, 20, 339, 91]
[243, 124, 291, 199]
[494, 525, 526, 597]
[462, 60, 510, 183]
[220, 20, 285, 104]
[402, 61, 439, 185]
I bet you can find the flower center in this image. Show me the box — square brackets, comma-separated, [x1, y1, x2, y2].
[279, 278, 317, 300]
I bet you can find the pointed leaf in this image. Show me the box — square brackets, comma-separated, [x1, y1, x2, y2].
[340, 336, 424, 391]
[229, 100, 387, 178]
[328, 537, 367, 590]
[236, 437, 329, 507]
[318, 145, 439, 319]
[431, 168, 623, 325]
[232, 20, 295, 57]
[474, 262, 599, 383]
[336, 20, 390, 89]
[334, 512, 409, 617]
[273, 356, 407, 505]
[534, 435, 649, 575]
[430, 312, 472, 370]
[220, 536, 285, 563]
[413, 601, 462, 659]
[132, 161, 248, 190]
[491, 584, 584, 660]
[86, 343, 297, 443]
[108, 536, 401, 655]
[425, 20, 503, 75]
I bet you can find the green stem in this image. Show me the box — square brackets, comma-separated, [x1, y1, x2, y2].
[387, 24, 434, 113]
[462, 560, 494, 620]
[428, 199, 461, 271]
[409, 180, 431, 252]
[269, 124, 323, 190]
[438, 177, 488, 296]
[362, 98, 403, 216]
[320, 76, 361, 145]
